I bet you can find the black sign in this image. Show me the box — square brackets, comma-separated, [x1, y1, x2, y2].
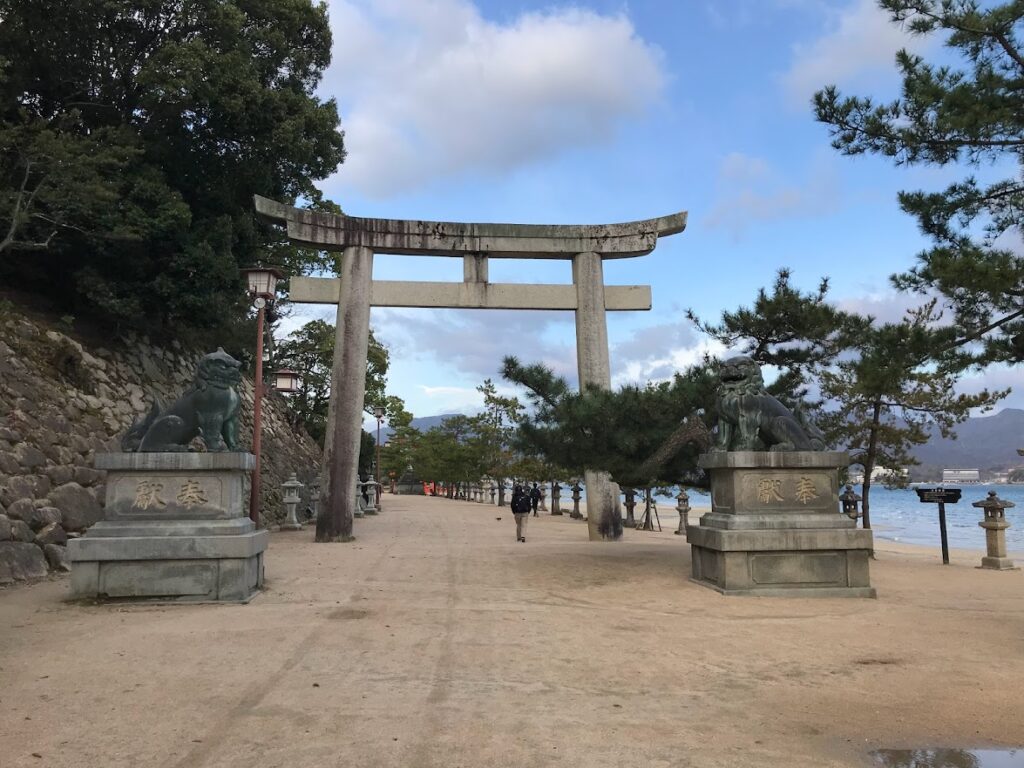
[915, 487, 962, 504]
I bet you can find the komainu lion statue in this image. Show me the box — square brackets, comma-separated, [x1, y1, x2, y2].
[122, 348, 242, 452]
[715, 355, 826, 452]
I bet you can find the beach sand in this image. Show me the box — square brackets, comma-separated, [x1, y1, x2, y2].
[1, 494, 1021, 767]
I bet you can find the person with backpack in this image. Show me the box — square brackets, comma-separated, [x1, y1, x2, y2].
[511, 484, 531, 542]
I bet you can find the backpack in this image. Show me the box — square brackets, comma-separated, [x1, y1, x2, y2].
[513, 494, 530, 514]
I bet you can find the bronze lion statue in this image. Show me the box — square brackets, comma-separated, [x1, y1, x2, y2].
[122, 348, 242, 452]
[714, 355, 825, 452]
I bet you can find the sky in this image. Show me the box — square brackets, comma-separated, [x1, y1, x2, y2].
[279, 0, 1023, 419]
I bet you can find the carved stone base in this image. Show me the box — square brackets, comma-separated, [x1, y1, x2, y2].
[68, 453, 266, 603]
[687, 452, 875, 598]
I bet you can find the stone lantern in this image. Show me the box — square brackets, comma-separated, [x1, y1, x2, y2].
[489, 482, 496, 505]
[365, 475, 380, 514]
[623, 487, 636, 527]
[280, 473, 304, 531]
[570, 481, 583, 519]
[674, 489, 691, 535]
[307, 479, 320, 521]
[972, 491, 1018, 571]
[840, 484, 862, 521]
[551, 482, 562, 515]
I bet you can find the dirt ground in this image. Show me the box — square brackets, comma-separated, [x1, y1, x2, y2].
[1, 495, 1022, 768]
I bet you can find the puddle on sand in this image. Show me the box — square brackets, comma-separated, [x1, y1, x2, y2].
[870, 749, 1022, 768]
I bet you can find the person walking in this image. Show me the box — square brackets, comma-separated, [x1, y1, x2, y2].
[529, 482, 541, 517]
[511, 484, 530, 542]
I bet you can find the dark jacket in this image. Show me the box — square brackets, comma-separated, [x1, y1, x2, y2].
[511, 490, 531, 514]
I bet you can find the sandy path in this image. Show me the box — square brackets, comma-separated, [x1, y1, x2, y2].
[1, 495, 1022, 768]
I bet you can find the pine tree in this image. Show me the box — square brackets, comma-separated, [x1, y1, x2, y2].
[471, 379, 523, 507]
[687, 269, 868, 404]
[694, 278, 1008, 529]
[818, 302, 1005, 530]
[502, 357, 718, 490]
[813, 0, 1024, 362]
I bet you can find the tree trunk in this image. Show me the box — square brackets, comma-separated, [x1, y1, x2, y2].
[861, 399, 882, 532]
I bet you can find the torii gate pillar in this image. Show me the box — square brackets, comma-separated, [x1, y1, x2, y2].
[320, 245, 373, 542]
[254, 196, 686, 542]
[573, 251, 620, 538]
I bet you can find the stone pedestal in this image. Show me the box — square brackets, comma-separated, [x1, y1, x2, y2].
[686, 452, 875, 598]
[68, 453, 267, 603]
[979, 519, 1017, 570]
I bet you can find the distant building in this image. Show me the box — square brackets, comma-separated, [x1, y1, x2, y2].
[848, 466, 908, 485]
[942, 468, 980, 484]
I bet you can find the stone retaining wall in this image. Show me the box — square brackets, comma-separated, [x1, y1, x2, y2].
[0, 304, 322, 585]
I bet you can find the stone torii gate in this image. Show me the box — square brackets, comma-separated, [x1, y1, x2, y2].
[254, 195, 686, 542]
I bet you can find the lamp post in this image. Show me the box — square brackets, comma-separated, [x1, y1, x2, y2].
[240, 265, 283, 527]
[374, 404, 385, 510]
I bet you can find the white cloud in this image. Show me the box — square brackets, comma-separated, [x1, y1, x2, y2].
[704, 152, 841, 236]
[372, 307, 578, 384]
[955, 364, 1024, 413]
[323, 0, 666, 197]
[611, 318, 726, 386]
[780, 0, 933, 106]
[835, 290, 925, 324]
[416, 385, 487, 415]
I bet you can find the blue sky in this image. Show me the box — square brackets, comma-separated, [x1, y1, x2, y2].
[281, 0, 1023, 418]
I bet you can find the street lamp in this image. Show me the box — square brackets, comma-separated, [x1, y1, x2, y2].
[374, 404, 386, 509]
[240, 265, 284, 527]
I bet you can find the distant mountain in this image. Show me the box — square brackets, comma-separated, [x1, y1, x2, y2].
[909, 408, 1024, 472]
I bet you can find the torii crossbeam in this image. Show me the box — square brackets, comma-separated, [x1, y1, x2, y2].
[255, 195, 687, 542]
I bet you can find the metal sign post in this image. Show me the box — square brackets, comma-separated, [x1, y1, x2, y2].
[915, 487, 963, 565]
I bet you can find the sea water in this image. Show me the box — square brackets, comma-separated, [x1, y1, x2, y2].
[657, 484, 1024, 554]
[574, 482, 1024, 552]
[857, 484, 1024, 554]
